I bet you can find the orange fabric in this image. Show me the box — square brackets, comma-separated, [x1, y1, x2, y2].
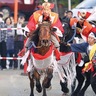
[33, 10, 42, 24]
[50, 12, 58, 25]
[54, 48, 61, 61]
[33, 10, 58, 25]
[70, 18, 78, 27]
[82, 21, 93, 38]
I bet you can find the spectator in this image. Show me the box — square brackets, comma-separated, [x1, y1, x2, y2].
[67, 32, 96, 94]
[14, 14, 25, 69]
[5, 17, 15, 69]
[62, 10, 73, 20]
[10, 13, 14, 25]
[0, 12, 7, 70]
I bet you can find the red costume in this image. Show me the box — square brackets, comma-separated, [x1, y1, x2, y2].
[70, 11, 96, 41]
[25, 10, 64, 37]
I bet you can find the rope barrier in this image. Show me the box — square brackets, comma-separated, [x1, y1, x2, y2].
[0, 27, 25, 31]
[0, 56, 28, 74]
[0, 57, 22, 70]
[0, 57, 22, 60]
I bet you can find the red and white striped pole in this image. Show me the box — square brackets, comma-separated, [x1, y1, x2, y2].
[0, 57, 22, 60]
[0, 57, 22, 70]
[0, 56, 27, 74]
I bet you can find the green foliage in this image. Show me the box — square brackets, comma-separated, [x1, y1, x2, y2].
[40, 0, 79, 8]
[57, 0, 79, 8]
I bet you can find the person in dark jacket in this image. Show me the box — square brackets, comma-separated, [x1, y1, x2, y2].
[68, 32, 96, 96]
[0, 12, 7, 70]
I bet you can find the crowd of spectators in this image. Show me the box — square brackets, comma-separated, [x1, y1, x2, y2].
[0, 11, 25, 70]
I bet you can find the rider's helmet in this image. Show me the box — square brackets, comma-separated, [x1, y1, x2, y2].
[38, 0, 54, 21]
[38, 0, 54, 10]
[88, 32, 96, 40]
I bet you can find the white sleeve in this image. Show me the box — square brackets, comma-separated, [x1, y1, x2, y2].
[23, 26, 30, 37]
[24, 26, 30, 32]
[53, 26, 63, 37]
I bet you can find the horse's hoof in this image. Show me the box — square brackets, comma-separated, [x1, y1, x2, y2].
[30, 94, 34, 96]
[46, 85, 52, 91]
[36, 83, 42, 93]
[42, 95, 47, 96]
[36, 87, 42, 93]
[60, 81, 69, 93]
[36, 81, 42, 93]
[62, 93, 70, 96]
[61, 86, 69, 93]
[44, 81, 51, 89]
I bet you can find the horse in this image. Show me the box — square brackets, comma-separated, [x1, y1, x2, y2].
[27, 21, 54, 96]
[60, 18, 96, 96]
[61, 19, 90, 96]
[59, 17, 76, 95]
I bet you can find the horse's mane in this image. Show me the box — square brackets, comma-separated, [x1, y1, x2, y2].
[31, 27, 39, 46]
[62, 17, 76, 43]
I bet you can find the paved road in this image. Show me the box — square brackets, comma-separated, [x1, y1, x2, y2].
[0, 69, 95, 96]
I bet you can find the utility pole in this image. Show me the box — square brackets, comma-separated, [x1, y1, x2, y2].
[68, 0, 71, 10]
[14, 0, 18, 24]
[52, 0, 58, 13]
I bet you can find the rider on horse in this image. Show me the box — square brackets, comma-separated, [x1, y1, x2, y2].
[24, 0, 64, 51]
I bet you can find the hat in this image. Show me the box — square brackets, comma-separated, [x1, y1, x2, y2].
[38, 0, 54, 9]
[89, 32, 96, 39]
[78, 11, 91, 20]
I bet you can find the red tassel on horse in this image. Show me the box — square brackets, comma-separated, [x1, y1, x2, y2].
[54, 48, 61, 61]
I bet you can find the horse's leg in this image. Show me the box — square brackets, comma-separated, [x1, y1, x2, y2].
[71, 66, 84, 96]
[60, 67, 69, 94]
[60, 78, 69, 94]
[77, 72, 90, 96]
[28, 72, 34, 96]
[34, 69, 42, 93]
[42, 68, 53, 96]
[42, 85, 47, 96]
[71, 78, 76, 93]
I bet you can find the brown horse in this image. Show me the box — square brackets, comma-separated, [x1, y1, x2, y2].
[28, 21, 54, 96]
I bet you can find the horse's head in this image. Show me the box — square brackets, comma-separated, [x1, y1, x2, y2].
[38, 21, 52, 47]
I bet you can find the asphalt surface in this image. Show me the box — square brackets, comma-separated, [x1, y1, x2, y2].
[0, 69, 95, 96]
